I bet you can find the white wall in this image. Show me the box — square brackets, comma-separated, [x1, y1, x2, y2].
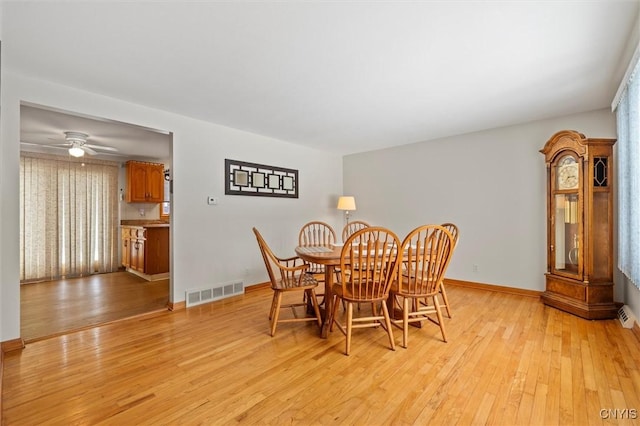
[344, 109, 617, 293]
[0, 1, 4, 343]
[0, 72, 343, 341]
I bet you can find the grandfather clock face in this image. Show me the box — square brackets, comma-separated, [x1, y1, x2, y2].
[556, 155, 579, 190]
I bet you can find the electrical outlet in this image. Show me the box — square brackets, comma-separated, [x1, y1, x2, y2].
[472, 264, 479, 273]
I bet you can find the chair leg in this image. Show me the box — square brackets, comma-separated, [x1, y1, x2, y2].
[302, 274, 326, 305]
[345, 302, 353, 356]
[270, 291, 283, 337]
[269, 291, 278, 320]
[330, 294, 341, 332]
[308, 289, 322, 327]
[440, 282, 452, 318]
[402, 297, 409, 348]
[381, 299, 395, 351]
[433, 296, 448, 342]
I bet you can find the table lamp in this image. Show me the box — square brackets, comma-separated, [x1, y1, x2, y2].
[337, 196, 356, 225]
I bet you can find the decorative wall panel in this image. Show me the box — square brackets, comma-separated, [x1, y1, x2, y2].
[225, 159, 298, 198]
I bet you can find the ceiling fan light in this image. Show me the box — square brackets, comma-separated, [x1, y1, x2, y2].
[69, 146, 85, 157]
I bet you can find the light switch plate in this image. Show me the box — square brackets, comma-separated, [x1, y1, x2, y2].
[207, 196, 218, 205]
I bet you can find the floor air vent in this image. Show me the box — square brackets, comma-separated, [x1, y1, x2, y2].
[618, 305, 637, 329]
[186, 281, 244, 307]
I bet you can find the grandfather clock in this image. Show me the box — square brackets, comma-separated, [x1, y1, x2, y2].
[540, 130, 618, 319]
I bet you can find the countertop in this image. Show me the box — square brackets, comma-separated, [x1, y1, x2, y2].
[121, 220, 170, 228]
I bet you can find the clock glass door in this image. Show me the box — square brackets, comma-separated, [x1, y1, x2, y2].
[551, 154, 581, 278]
[553, 193, 580, 276]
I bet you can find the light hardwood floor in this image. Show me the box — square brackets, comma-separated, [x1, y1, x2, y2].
[4, 284, 640, 425]
[20, 271, 170, 342]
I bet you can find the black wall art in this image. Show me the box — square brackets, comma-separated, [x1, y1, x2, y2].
[225, 159, 298, 198]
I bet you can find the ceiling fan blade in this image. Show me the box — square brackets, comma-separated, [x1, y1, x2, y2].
[21, 141, 46, 147]
[83, 146, 98, 155]
[84, 143, 118, 152]
[21, 141, 67, 150]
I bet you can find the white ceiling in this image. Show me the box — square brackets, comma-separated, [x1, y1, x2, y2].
[20, 103, 171, 161]
[5, 1, 640, 156]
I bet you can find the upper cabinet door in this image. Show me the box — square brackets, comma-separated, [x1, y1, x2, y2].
[126, 161, 148, 202]
[126, 161, 165, 203]
[146, 163, 164, 202]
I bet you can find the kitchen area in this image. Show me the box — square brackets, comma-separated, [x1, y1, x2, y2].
[119, 159, 171, 281]
[19, 102, 173, 341]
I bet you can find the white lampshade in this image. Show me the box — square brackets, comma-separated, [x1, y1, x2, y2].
[68, 146, 85, 157]
[337, 196, 356, 211]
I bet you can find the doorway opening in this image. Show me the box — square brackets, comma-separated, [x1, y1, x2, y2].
[19, 102, 173, 342]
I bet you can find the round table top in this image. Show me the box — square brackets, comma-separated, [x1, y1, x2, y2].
[294, 245, 343, 265]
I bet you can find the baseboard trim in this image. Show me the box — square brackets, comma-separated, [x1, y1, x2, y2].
[1, 338, 25, 353]
[245, 279, 541, 297]
[175, 279, 537, 305]
[444, 278, 542, 298]
[245, 281, 270, 293]
[126, 268, 169, 281]
[167, 300, 186, 311]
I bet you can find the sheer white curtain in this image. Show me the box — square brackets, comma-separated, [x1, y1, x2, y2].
[20, 153, 119, 282]
[615, 55, 640, 289]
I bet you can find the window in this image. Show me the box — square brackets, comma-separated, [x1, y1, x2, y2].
[19, 153, 119, 282]
[614, 49, 640, 289]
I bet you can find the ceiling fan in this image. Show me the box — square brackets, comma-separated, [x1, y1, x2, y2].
[60, 131, 119, 157]
[21, 131, 119, 157]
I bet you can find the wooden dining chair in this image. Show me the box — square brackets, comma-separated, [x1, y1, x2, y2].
[298, 221, 338, 289]
[253, 227, 322, 337]
[438, 223, 459, 318]
[299, 221, 337, 247]
[330, 226, 401, 355]
[341, 220, 371, 243]
[389, 224, 454, 348]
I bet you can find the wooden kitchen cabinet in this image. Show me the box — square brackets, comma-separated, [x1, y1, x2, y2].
[130, 235, 145, 273]
[121, 225, 169, 280]
[126, 161, 165, 203]
[143, 227, 170, 275]
[121, 227, 131, 268]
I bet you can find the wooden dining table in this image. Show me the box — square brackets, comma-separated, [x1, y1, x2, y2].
[294, 244, 343, 338]
[296, 242, 425, 338]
